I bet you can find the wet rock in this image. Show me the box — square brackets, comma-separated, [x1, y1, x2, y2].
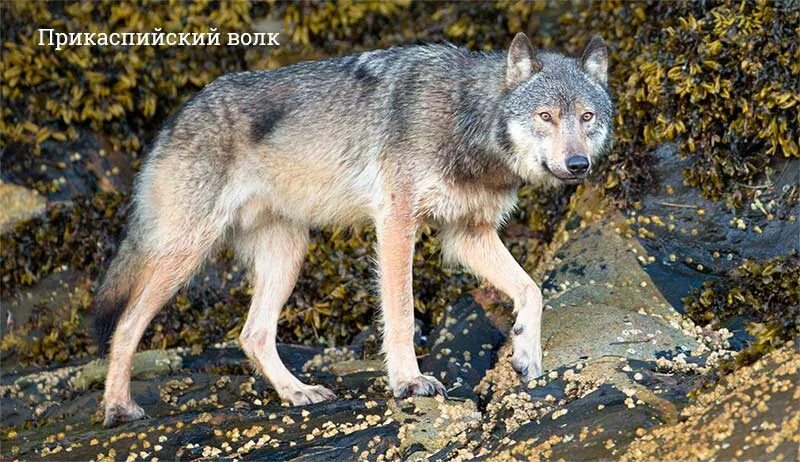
[389, 396, 481, 458]
[465, 188, 740, 460]
[329, 359, 384, 376]
[540, 206, 700, 370]
[0, 268, 84, 336]
[495, 384, 664, 461]
[0, 396, 34, 429]
[0, 183, 792, 461]
[350, 325, 382, 358]
[633, 144, 800, 308]
[0, 343, 398, 461]
[71, 350, 183, 391]
[0, 292, 507, 461]
[0, 183, 46, 234]
[349, 319, 427, 359]
[420, 295, 506, 399]
[1, 128, 136, 201]
[437, 351, 703, 461]
[620, 341, 800, 462]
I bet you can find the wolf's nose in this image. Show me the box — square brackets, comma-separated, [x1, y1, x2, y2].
[565, 155, 590, 175]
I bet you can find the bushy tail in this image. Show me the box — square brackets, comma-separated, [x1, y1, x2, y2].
[92, 237, 145, 356]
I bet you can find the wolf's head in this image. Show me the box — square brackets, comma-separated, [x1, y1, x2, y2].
[500, 33, 614, 186]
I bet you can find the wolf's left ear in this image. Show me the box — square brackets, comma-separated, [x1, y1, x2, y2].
[581, 35, 608, 86]
[507, 32, 542, 87]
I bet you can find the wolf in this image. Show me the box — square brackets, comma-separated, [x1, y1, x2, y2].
[93, 32, 613, 427]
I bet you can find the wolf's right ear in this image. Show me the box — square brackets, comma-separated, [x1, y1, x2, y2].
[506, 32, 541, 87]
[581, 35, 608, 86]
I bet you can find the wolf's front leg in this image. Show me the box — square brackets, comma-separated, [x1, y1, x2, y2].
[441, 224, 543, 381]
[376, 203, 447, 398]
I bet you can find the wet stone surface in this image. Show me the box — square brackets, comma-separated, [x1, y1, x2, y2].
[0, 296, 505, 461]
[631, 144, 800, 310]
[420, 296, 506, 400]
[539, 219, 700, 370]
[1, 128, 137, 202]
[620, 341, 800, 462]
[1, 187, 796, 461]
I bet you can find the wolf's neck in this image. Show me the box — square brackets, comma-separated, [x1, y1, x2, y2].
[443, 53, 518, 187]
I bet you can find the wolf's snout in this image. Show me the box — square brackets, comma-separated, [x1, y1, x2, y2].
[565, 155, 590, 175]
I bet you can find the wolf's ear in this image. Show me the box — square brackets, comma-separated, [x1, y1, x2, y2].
[581, 35, 608, 86]
[506, 32, 541, 87]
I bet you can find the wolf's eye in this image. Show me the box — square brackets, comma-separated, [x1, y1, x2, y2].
[581, 112, 594, 122]
[539, 112, 552, 122]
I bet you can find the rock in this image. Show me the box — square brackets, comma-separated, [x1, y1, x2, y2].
[0, 293, 505, 461]
[462, 187, 737, 460]
[0, 396, 34, 429]
[0, 343, 401, 461]
[420, 295, 506, 399]
[497, 383, 666, 461]
[389, 396, 481, 458]
[540, 203, 700, 370]
[620, 341, 800, 462]
[0, 183, 792, 462]
[0, 269, 84, 336]
[349, 318, 427, 359]
[329, 359, 384, 376]
[0, 183, 46, 234]
[633, 144, 800, 308]
[1, 127, 136, 201]
[439, 353, 702, 461]
[70, 349, 183, 391]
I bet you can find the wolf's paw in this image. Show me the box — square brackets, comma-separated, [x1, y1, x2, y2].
[511, 328, 543, 382]
[393, 375, 448, 399]
[103, 401, 148, 427]
[284, 384, 337, 406]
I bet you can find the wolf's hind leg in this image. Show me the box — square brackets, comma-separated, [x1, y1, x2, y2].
[237, 222, 336, 405]
[103, 251, 204, 427]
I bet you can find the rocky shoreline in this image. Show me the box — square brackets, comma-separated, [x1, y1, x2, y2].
[3, 177, 797, 461]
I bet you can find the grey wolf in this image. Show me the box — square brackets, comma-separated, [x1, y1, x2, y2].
[93, 32, 613, 427]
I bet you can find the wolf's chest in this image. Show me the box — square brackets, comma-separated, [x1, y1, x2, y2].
[415, 178, 518, 227]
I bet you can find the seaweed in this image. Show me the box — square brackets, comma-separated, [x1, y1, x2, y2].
[684, 252, 800, 365]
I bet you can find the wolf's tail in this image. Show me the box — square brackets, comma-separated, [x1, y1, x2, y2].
[92, 237, 146, 356]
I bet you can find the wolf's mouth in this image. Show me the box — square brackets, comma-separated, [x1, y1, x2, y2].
[542, 162, 587, 184]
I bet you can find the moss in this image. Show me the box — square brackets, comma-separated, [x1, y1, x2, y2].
[683, 252, 800, 365]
